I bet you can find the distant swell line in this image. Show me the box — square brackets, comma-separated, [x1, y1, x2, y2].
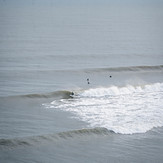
[0, 128, 113, 148]
[84, 65, 163, 73]
[15, 65, 162, 73]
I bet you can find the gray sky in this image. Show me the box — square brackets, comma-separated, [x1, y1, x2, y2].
[0, 0, 163, 7]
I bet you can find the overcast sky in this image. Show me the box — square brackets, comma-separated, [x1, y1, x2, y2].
[0, 0, 163, 7]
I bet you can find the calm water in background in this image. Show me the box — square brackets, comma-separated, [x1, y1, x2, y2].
[0, 1, 163, 162]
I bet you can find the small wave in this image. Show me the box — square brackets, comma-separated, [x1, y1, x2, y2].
[0, 138, 31, 147]
[0, 128, 113, 148]
[58, 127, 113, 136]
[8, 90, 73, 99]
[84, 65, 163, 73]
[20, 65, 162, 74]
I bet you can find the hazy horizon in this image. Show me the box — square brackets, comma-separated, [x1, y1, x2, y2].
[0, 0, 163, 7]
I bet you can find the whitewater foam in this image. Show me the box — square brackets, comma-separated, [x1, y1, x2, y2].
[45, 83, 163, 134]
[81, 83, 163, 97]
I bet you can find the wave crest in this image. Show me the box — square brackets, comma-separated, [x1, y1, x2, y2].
[84, 65, 163, 73]
[7, 90, 73, 99]
[81, 83, 163, 97]
[0, 127, 113, 148]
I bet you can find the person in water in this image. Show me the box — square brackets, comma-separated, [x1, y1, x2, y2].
[87, 78, 90, 84]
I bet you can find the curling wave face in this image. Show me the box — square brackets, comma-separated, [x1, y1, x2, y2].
[44, 83, 163, 134]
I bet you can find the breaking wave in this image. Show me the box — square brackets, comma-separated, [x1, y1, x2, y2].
[45, 83, 163, 134]
[81, 82, 163, 97]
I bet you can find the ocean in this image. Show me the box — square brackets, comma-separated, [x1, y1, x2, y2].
[0, 1, 163, 162]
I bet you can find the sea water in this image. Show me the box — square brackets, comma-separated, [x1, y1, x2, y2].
[0, 1, 163, 162]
